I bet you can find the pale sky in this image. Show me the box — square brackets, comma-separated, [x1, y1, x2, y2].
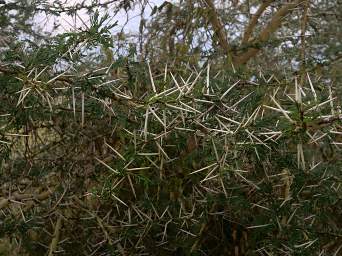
[34, 0, 167, 35]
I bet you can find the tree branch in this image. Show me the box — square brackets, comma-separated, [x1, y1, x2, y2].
[241, 0, 275, 45]
[202, 0, 233, 60]
[48, 215, 63, 256]
[234, 0, 305, 66]
[299, 0, 309, 86]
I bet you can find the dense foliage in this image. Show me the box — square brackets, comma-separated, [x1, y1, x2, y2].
[0, 1, 341, 255]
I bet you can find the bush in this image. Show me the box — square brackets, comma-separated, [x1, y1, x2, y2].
[1, 47, 341, 255]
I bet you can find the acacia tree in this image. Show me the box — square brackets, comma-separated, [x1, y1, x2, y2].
[0, 1, 341, 255]
[145, 1, 341, 74]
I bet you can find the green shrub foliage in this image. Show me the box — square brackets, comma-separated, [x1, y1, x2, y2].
[0, 2, 341, 256]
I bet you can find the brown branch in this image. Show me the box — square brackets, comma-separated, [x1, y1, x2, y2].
[0, 188, 55, 210]
[234, 0, 305, 66]
[299, 0, 309, 86]
[202, 0, 232, 60]
[48, 215, 63, 256]
[307, 114, 342, 130]
[241, 0, 275, 45]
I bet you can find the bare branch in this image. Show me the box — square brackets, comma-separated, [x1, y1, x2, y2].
[234, 0, 305, 66]
[241, 0, 275, 45]
[202, 0, 233, 60]
[48, 216, 63, 256]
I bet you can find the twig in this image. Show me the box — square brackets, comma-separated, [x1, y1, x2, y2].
[48, 215, 63, 256]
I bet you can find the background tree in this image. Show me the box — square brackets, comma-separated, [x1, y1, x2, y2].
[0, 0, 341, 255]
